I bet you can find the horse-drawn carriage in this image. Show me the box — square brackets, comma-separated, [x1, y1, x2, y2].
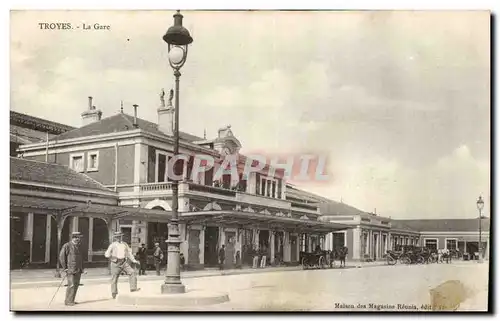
[299, 250, 331, 269]
[299, 246, 348, 269]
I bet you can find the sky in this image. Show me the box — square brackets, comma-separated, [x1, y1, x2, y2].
[10, 10, 490, 219]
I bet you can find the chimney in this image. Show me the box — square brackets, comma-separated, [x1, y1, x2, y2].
[157, 92, 174, 136]
[133, 104, 139, 128]
[81, 96, 102, 126]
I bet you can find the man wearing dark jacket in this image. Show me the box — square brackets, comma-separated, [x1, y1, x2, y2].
[153, 242, 164, 276]
[218, 245, 226, 270]
[59, 232, 84, 306]
[136, 244, 148, 275]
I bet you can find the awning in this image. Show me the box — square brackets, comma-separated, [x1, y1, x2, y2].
[181, 210, 352, 233]
[10, 195, 173, 222]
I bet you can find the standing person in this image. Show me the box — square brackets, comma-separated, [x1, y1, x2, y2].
[105, 232, 140, 299]
[180, 253, 185, 271]
[153, 242, 164, 276]
[136, 243, 148, 276]
[218, 245, 226, 270]
[59, 232, 84, 306]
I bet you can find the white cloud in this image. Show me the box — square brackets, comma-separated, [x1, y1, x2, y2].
[302, 145, 489, 219]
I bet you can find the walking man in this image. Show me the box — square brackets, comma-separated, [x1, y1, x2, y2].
[105, 232, 140, 299]
[153, 242, 164, 276]
[218, 245, 226, 270]
[136, 243, 148, 276]
[59, 232, 84, 306]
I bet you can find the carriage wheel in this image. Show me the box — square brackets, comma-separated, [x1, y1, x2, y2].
[401, 256, 411, 265]
[301, 257, 308, 270]
[417, 255, 425, 264]
[318, 256, 326, 269]
[387, 256, 396, 265]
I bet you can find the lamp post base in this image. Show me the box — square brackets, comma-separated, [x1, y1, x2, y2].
[161, 283, 186, 294]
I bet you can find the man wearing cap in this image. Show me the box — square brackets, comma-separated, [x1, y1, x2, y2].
[105, 231, 140, 299]
[59, 231, 84, 306]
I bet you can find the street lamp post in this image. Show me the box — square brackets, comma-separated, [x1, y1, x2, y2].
[161, 10, 193, 294]
[476, 196, 484, 263]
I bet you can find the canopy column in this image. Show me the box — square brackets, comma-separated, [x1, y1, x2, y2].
[52, 213, 69, 278]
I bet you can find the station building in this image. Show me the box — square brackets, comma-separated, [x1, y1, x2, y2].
[13, 98, 349, 269]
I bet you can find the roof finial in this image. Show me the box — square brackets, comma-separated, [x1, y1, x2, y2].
[120, 100, 124, 113]
[160, 89, 165, 108]
[204, 128, 206, 139]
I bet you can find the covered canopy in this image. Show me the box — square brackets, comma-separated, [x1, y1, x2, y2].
[10, 195, 173, 222]
[181, 210, 352, 234]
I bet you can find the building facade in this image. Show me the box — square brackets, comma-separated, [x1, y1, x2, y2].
[319, 201, 490, 261]
[10, 157, 173, 269]
[16, 100, 348, 269]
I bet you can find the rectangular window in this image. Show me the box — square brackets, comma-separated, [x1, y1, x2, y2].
[446, 239, 457, 251]
[204, 167, 213, 186]
[157, 154, 166, 182]
[259, 176, 280, 198]
[222, 174, 231, 189]
[424, 239, 438, 251]
[332, 232, 345, 248]
[70, 153, 84, 172]
[87, 151, 99, 171]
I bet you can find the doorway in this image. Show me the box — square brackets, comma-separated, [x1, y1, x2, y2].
[290, 235, 298, 262]
[225, 231, 236, 268]
[274, 232, 284, 262]
[204, 226, 219, 267]
[259, 230, 270, 255]
[373, 234, 378, 260]
[121, 227, 132, 245]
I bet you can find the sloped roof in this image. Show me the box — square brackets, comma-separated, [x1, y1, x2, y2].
[53, 113, 203, 142]
[286, 185, 332, 203]
[319, 201, 368, 216]
[10, 157, 113, 193]
[10, 124, 55, 144]
[390, 220, 419, 232]
[10, 110, 74, 137]
[392, 218, 490, 232]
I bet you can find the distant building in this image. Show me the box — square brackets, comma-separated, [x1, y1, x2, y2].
[320, 201, 490, 261]
[10, 111, 74, 156]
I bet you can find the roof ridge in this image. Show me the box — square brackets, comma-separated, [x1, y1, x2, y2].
[11, 156, 67, 167]
[119, 112, 136, 128]
[52, 113, 127, 140]
[10, 110, 75, 130]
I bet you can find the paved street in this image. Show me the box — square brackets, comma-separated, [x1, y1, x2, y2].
[11, 261, 488, 311]
[9, 261, 387, 289]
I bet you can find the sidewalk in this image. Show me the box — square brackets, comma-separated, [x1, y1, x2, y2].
[10, 261, 387, 289]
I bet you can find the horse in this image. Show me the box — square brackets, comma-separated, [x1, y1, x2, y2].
[331, 246, 348, 268]
[437, 249, 451, 264]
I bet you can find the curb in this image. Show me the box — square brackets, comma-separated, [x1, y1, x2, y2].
[10, 263, 386, 290]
